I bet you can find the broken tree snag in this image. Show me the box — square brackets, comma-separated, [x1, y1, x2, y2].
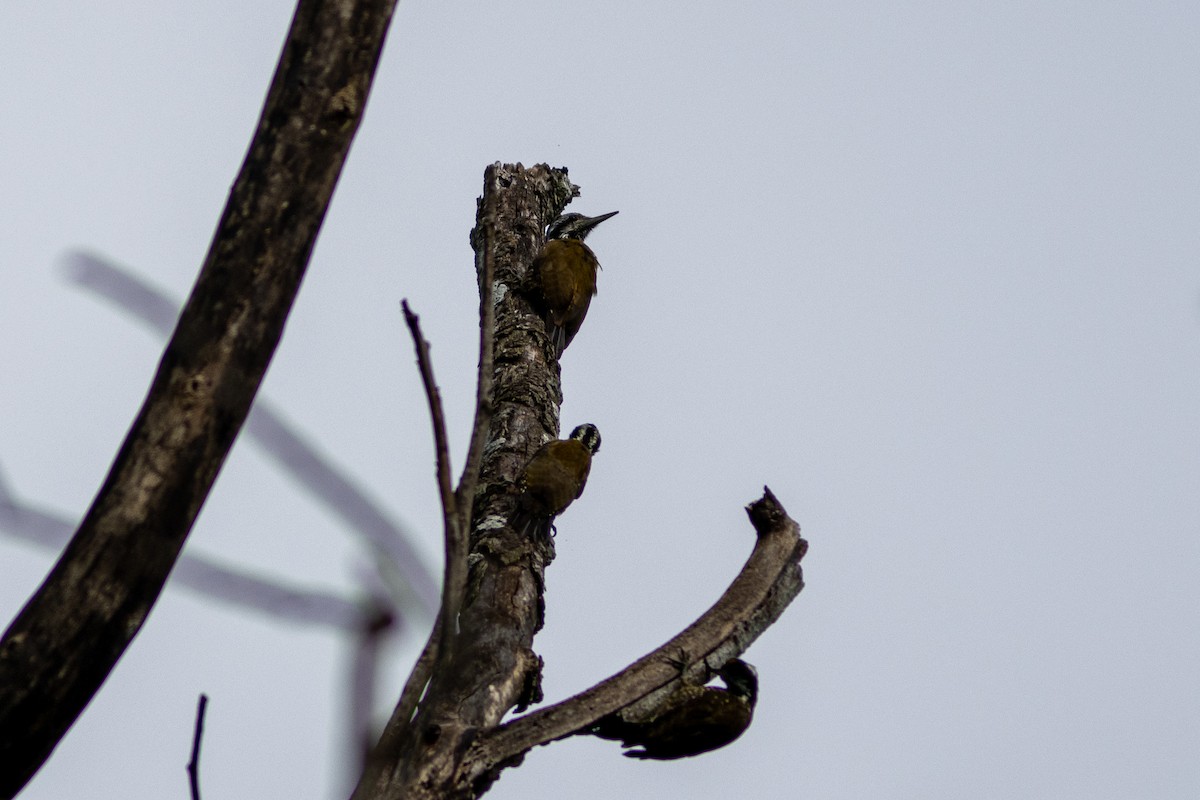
[462, 487, 806, 788]
[351, 164, 578, 800]
[353, 167, 805, 800]
[0, 1, 399, 796]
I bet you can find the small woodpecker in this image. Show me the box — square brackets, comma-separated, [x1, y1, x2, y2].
[529, 211, 617, 356]
[592, 659, 758, 760]
[515, 423, 602, 537]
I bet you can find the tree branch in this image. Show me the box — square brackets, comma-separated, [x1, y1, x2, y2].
[0, 1, 399, 794]
[351, 614, 442, 800]
[400, 301, 466, 672]
[466, 488, 806, 783]
[392, 614, 443, 734]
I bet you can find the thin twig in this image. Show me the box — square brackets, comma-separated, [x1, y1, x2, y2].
[400, 301, 464, 665]
[454, 216, 497, 534]
[353, 253, 493, 795]
[186, 694, 209, 800]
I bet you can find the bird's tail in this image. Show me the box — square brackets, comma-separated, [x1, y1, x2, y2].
[621, 749, 655, 760]
[511, 506, 553, 539]
[589, 714, 638, 742]
[545, 315, 567, 358]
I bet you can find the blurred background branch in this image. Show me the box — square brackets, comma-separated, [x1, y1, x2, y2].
[62, 251, 439, 621]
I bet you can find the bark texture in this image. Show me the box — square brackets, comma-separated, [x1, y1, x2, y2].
[0, 2, 398, 795]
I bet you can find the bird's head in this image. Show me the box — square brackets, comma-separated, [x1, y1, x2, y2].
[717, 659, 758, 704]
[568, 423, 602, 455]
[546, 211, 618, 242]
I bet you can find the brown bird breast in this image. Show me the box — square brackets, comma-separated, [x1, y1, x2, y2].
[532, 239, 599, 340]
[521, 438, 593, 518]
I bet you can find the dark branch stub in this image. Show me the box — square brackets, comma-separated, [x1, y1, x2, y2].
[187, 694, 208, 800]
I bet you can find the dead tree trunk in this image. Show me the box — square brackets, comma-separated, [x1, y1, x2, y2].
[351, 163, 807, 800]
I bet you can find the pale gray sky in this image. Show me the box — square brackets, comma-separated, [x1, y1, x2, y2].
[3, 2, 1199, 798]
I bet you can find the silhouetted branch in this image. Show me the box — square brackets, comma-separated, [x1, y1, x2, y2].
[400, 302, 466, 672]
[242, 409, 437, 617]
[187, 694, 209, 800]
[0, 1, 400, 793]
[63, 251, 180, 331]
[60, 251, 440, 618]
[468, 488, 806, 781]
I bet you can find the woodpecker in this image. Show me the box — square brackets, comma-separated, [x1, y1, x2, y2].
[516, 423, 602, 537]
[592, 659, 758, 760]
[530, 210, 618, 356]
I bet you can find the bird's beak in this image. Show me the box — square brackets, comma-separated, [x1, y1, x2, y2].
[580, 210, 619, 232]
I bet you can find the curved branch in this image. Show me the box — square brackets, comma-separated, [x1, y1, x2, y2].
[400, 302, 458, 528]
[400, 302, 466, 672]
[466, 488, 806, 781]
[0, 1, 399, 794]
